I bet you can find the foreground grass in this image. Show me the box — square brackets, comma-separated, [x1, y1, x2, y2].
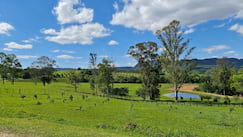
[0, 82, 243, 137]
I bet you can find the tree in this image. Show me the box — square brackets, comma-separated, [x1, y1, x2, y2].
[97, 58, 115, 95]
[67, 71, 81, 92]
[89, 53, 98, 93]
[156, 20, 195, 101]
[232, 73, 243, 95]
[211, 57, 235, 95]
[31, 56, 56, 86]
[128, 42, 161, 100]
[0, 52, 7, 84]
[3, 54, 22, 85]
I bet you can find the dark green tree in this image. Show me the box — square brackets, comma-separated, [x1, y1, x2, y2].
[0, 52, 7, 84]
[128, 42, 161, 100]
[67, 71, 81, 92]
[97, 58, 115, 95]
[3, 54, 22, 85]
[212, 57, 235, 95]
[31, 56, 56, 86]
[156, 20, 195, 101]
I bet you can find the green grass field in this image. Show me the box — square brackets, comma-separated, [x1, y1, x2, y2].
[0, 82, 243, 137]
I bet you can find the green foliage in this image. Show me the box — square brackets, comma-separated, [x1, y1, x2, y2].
[128, 42, 161, 100]
[231, 73, 243, 93]
[200, 58, 237, 96]
[111, 87, 129, 96]
[157, 20, 195, 100]
[97, 58, 115, 95]
[30, 56, 56, 86]
[67, 71, 81, 92]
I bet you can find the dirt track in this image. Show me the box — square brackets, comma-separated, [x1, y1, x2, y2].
[0, 132, 18, 137]
[169, 84, 199, 92]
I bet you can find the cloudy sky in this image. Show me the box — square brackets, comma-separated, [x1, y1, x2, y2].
[0, 0, 243, 68]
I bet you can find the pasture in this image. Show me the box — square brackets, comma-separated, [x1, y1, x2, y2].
[0, 82, 242, 137]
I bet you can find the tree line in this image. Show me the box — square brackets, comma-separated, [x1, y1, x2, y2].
[1, 20, 242, 101]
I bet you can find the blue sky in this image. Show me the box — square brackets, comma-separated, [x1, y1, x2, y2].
[0, 0, 243, 68]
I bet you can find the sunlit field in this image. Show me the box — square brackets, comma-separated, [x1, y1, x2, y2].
[0, 82, 242, 137]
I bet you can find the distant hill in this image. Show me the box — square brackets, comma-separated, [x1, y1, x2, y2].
[55, 68, 77, 71]
[192, 58, 243, 72]
[55, 58, 243, 72]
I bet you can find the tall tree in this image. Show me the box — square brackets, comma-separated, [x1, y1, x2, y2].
[212, 57, 235, 95]
[156, 20, 195, 101]
[3, 54, 22, 85]
[67, 71, 81, 92]
[0, 52, 7, 84]
[128, 42, 161, 100]
[89, 53, 98, 93]
[31, 56, 56, 86]
[97, 58, 115, 95]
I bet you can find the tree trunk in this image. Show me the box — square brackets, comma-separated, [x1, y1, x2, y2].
[174, 82, 178, 101]
[11, 78, 14, 85]
[2, 78, 4, 85]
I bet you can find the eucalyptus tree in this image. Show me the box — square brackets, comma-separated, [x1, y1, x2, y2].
[128, 42, 161, 100]
[89, 53, 98, 93]
[212, 57, 235, 95]
[31, 56, 56, 86]
[67, 71, 81, 92]
[4, 54, 22, 85]
[156, 20, 195, 101]
[97, 58, 115, 95]
[0, 52, 7, 84]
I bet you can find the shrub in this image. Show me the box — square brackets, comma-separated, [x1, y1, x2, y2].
[33, 94, 38, 99]
[111, 87, 128, 96]
[36, 101, 42, 105]
[213, 97, 221, 102]
[124, 123, 137, 130]
[69, 95, 73, 101]
[224, 97, 231, 104]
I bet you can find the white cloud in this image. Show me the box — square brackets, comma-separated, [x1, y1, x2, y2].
[236, 10, 243, 18]
[214, 23, 226, 28]
[51, 49, 75, 53]
[224, 50, 236, 54]
[184, 28, 195, 34]
[98, 55, 109, 58]
[41, 29, 58, 35]
[203, 45, 230, 54]
[22, 36, 41, 43]
[4, 42, 32, 49]
[0, 22, 14, 35]
[113, 2, 119, 11]
[108, 40, 119, 45]
[127, 62, 136, 66]
[43, 23, 110, 45]
[51, 49, 61, 53]
[53, 0, 93, 24]
[3, 48, 13, 51]
[111, 0, 243, 31]
[62, 50, 75, 53]
[17, 55, 38, 59]
[57, 55, 75, 59]
[229, 24, 243, 35]
[42, 0, 110, 45]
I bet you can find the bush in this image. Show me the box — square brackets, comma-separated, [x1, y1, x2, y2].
[111, 87, 128, 96]
[213, 97, 221, 102]
[136, 88, 147, 100]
